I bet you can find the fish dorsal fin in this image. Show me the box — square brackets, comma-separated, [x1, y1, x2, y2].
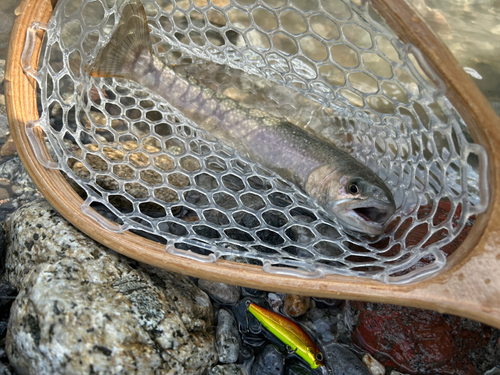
[89, 0, 152, 79]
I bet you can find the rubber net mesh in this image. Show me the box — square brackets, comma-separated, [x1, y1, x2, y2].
[23, 0, 489, 283]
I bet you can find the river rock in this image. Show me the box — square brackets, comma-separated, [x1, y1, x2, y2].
[216, 309, 240, 363]
[283, 295, 311, 318]
[209, 364, 247, 375]
[485, 368, 500, 375]
[3, 199, 218, 374]
[362, 353, 385, 375]
[302, 306, 339, 344]
[322, 342, 370, 375]
[198, 279, 241, 304]
[266, 293, 284, 312]
[351, 302, 491, 374]
[285, 358, 314, 375]
[0, 282, 16, 339]
[251, 344, 285, 375]
[0, 158, 36, 199]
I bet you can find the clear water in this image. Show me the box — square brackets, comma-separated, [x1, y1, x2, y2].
[407, 0, 500, 113]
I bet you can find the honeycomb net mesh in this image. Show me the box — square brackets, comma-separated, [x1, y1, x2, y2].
[24, 0, 488, 283]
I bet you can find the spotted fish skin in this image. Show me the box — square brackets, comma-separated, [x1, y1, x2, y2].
[89, 0, 396, 234]
[248, 303, 324, 369]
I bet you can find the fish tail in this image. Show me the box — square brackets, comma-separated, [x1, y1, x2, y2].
[89, 0, 152, 79]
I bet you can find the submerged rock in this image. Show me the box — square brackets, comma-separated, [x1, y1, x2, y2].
[209, 364, 248, 375]
[485, 368, 500, 375]
[322, 342, 370, 375]
[285, 358, 315, 375]
[3, 199, 217, 374]
[283, 295, 311, 318]
[0, 158, 37, 200]
[352, 302, 492, 374]
[251, 344, 285, 375]
[0, 282, 15, 338]
[216, 309, 240, 363]
[362, 353, 385, 375]
[198, 279, 241, 304]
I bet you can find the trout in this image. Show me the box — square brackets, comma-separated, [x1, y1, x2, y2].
[89, 0, 396, 235]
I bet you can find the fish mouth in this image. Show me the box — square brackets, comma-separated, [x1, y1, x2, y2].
[331, 199, 395, 235]
[352, 206, 393, 224]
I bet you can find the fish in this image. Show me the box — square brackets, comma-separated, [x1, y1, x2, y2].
[247, 302, 324, 369]
[88, 0, 396, 235]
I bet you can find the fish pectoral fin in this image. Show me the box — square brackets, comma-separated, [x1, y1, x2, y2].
[88, 0, 152, 79]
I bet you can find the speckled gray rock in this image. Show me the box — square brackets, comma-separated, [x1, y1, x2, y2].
[209, 364, 248, 375]
[3, 199, 218, 374]
[251, 344, 284, 375]
[216, 309, 240, 363]
[198, 279, 241, 304]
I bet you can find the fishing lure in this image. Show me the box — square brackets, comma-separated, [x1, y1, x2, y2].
[248, 302, 324, 369]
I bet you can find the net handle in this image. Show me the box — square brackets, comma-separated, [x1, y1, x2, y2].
[6, 0, 500, 329]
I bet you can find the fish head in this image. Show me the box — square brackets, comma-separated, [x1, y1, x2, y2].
[326, 172, 396, 235]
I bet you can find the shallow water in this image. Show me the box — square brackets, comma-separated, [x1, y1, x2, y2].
[407, 0, 500, 112]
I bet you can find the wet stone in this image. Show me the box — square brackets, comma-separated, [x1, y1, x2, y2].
[209, 364, 248, 375]
[238, 345, 254, 363]
[285, 358, 314, 375]
[0, 348, 12, 375]
[0, 202, 16, 218]
[351, 302, 493, 374]
[0, 223, 5, 271]
[267, 292, 285, 312]
[0, 157, 38, 207]
[321, 342, 370, 375]
[302, 306, 339, 344]
[0, 158, 36, 193]
[0, 188, 7, 200]
[0, 282, 16, 339]
[312, 298, 343, 309]
[242, 287, 266, 298]
[362, 353, 385, 375]
[216, 309, 240, 364]
[3, 200, 217, 374]
[251, 344, 285, 375]
[283, 294, 311, 318]
[198, 279, 241, 304]
[0, 137, 16, 157]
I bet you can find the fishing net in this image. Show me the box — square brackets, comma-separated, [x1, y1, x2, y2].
[22, 0, 489, 283]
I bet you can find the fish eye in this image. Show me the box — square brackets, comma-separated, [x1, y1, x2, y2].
[315, 352, 323, 362]
[348, 182, 360, 195]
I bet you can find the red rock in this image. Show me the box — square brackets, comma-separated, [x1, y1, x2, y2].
[352, 303, 491, 374]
